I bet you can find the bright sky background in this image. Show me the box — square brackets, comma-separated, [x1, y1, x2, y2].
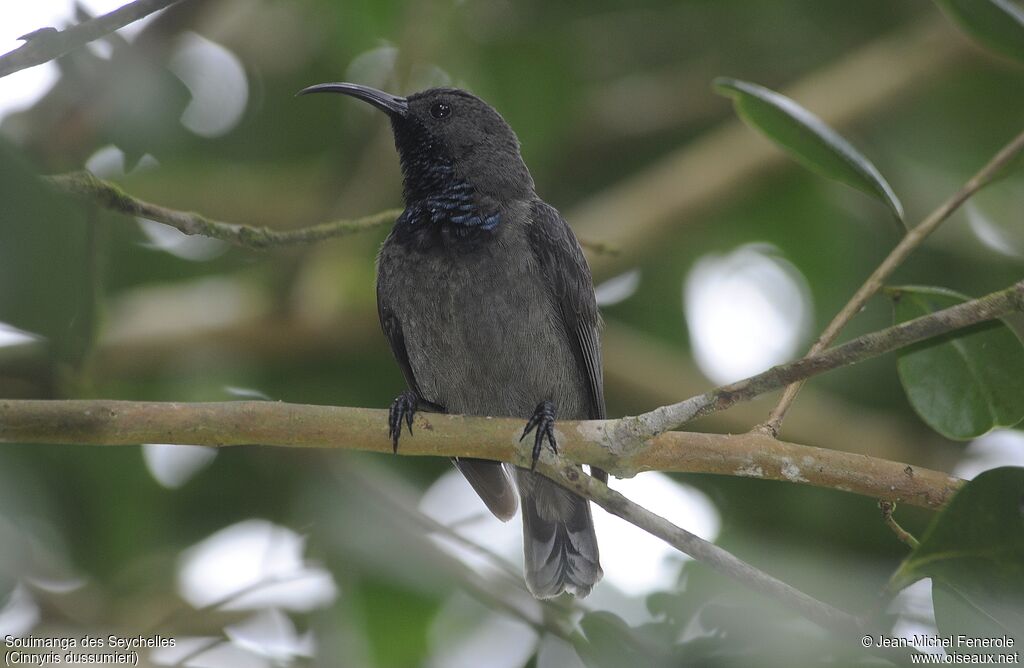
[685, 243, 813, 384]
[1, 2, 250, 138]
[0, 2, 159, 120]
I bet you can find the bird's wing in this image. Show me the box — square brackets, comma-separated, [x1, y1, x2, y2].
[377, 245, 517, 519]
[377, 293, 425, 401]
[376, 231, 441, 410]
[527, 201, 606, 421]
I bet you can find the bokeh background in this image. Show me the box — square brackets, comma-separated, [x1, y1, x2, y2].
[1, 1, 1022, 666]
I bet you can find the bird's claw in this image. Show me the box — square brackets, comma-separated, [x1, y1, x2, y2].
[520, 400, 557, 471]
[388, 390, 418, 453]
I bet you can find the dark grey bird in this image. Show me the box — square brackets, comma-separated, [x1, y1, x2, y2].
[299, 82, 604, 598]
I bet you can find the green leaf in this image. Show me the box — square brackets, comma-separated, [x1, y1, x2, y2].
[932, 581, 1012, 638]
[713, 77, 904, 224]
[890, 285, 1024, 440]
[934, 0, 1024, 65]
[892, 467, 1024, 635]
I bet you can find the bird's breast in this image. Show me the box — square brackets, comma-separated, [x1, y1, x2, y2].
[377, 225, 588, 419]
[392, 178, 512, 252]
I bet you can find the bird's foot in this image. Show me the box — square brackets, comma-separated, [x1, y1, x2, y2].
[388, 390, 418, 453]
[521, 400, 557, 471]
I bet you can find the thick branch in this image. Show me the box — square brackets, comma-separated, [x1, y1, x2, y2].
[763, 127, 1024, 435]
[0, 397, 896, 636]
[3, 280, 1017, 508]
[0, 0, 181, 79]
[85, 296, 949, 467]
[0, 400, 962, 509]
[622, 280, 1024, 443]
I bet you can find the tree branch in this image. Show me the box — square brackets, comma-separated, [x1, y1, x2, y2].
[535, 459, 865, 636]
[601, 320, 949, 467]
[762, 127, 1024, 435]
[878, 501, 919, 550]
[0, 398, 962, 509]
[45, 171, 403, 250]
[0, 0, 181, 79]
[11, 285, 1017, 644]
[45, 171, 616, 254]
[83, 295, 948, 467]
[5, 281, 1019, 510]
[330, 463, 578, 645]
[621, 279, 1024, 444]
[0, 400, 913, 639]
[3, 278, 1019, 516]
[547, 465, 926, 666]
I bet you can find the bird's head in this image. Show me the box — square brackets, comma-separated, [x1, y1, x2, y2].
[299, 83, 534, 204]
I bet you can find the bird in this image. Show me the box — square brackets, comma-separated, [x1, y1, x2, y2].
[299, 81, 604, 598]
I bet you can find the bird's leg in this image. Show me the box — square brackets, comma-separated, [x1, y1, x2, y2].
[520, 400, 558, 471]
[388, 390, 419, 453]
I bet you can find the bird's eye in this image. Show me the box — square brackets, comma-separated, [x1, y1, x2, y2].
[430, 102, 451, 119]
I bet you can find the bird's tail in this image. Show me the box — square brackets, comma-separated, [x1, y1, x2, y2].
[454, 458, 518, 521]
[515, 468, 602, 598]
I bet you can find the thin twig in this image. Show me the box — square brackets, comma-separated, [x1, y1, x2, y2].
[600, 319, 940, 466]
[761, 128, 1024, 436]
[878, 500, 920, 549]
[333, 462, 584, 645]
[0, 0, 181, 79]
[45, 171, 617, 254]
[46, 171, 403, 250]
[543, 459, 924, 664]
[339, 461, 713, 660]
[337, 465, 529, 589]
[144, 571, 319, 636]
[617, 279, 1024, 444]
[535, 458, 866, 636]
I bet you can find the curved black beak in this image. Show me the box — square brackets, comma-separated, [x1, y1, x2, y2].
[297, 82, 408, 117]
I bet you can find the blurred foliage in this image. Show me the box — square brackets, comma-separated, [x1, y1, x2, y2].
[1, 0, 1023, 666]
[934, 0, 1024, 64]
